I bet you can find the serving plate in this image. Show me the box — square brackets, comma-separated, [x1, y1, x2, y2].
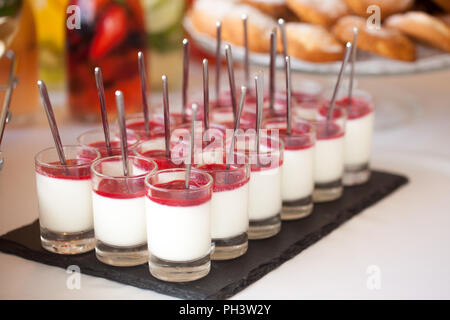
[184, 16, 450, 76]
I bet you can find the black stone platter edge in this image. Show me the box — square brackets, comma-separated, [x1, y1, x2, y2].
[0, 170, 408, 300]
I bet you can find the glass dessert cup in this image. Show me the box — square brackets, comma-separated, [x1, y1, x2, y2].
[334, 90, 375, 186]
[77, 128, 140, 158]
[125, 113, 176, 141]
[171, 120, 228, 155]
[35, 145, 100, 254]
[231, 134, 284, 240]
[145, 169, 213, 282]
[169, 101, 205, 125]
[264, 118, 316, 220]
[195, 151, 250, 260]
[210, 106, 255, 130]
[133, 137, 185, 171]
[309, 106, 347, 203]
[91, 155, 157, 267]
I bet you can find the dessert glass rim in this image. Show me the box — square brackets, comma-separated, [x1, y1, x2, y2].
[90, 155, 158, 180]
[35, 145, 100, 169]
[145, 168, 214, 194]
[263, 117, 316, 136]
[195, 151, 250, 173]
[77, 127, 141, 145]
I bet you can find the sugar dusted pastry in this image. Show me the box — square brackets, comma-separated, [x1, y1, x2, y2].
[343, 0, 414, 20]
[385, 11, 450, 53]
[286, 0, 349, 27]
[222, 4, 278, 52]
[188, 0, 236, 38]
[241, 0, 289, 18]
[332, 15, 416, 61]
[278, 22, 345, 62]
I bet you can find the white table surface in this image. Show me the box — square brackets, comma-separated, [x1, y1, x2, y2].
[1, 68, 449, 300]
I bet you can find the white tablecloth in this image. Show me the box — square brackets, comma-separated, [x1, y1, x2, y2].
[1, 68, 449, 299]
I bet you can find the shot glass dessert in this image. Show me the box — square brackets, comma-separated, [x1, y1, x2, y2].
[133, 137, 184, 170]
[35, 145, 100, 254]
[125, 113, 175, 141]
[145, 169, 213, 282]
[77, 128, 140, 158]
[170, 101, 205, 125]
[336, 90, 375, 186]
[310, 106, 347, 203]
[264, 118, 315, 220]
[196, 152, 250, 260]
[234, 135, 284, 240]
[211, 106, 254, 130]
[91, 156, 157, 266]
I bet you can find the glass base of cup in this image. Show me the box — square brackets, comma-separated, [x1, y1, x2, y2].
[211, 233, 248, 260]
[40, 227, 95, 255]
[248, 214, 281, 240]
[149, 253, 211, 282]
[313, 179, 343, 203]
[282, 195, 313, 220]
[95, 241, 148, 267]
[343, 163, 371, 186]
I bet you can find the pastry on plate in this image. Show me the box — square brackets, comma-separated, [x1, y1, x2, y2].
[222, 4, 278, 52]
[385, 11, 450, 52]
[343, 0, 414, 20]
[241, 0, 290, 18]
[188, 0, 236, 38]
[278, 22, 345, 62]
[332, 15, 416, 61]
[286, 0, 349, 27]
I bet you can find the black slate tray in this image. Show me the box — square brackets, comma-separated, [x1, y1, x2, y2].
[0, 170, 407, 300]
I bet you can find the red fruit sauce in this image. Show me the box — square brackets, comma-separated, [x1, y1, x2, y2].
[36, 159, 93, 180]
[336, 97, 373, 120]
[141, 150, 182, 170]
[94, 179, 146, 199]
[126, 120, 166, 139]
[198, 163, 249, 193]
[266, 127, 314, 150]
[316, 122, 344, 140]
[147, 179, 212, 207]
[89, 140, 127, 157]
[321, 97, 373, 120]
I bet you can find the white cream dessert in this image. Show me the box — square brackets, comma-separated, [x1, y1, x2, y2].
[282, 147, 314, 201]
[248, 165, 283, 221]
[265, 121, 315, 204]
[36, 168, 93, 233]
[91, 158, 156, 248]
[92, 184, 147, 248]
[197, 163, 249, 240]
[337, 97, 374, 167]
[145, 179, 212, 262]
[314, 121, 345, 185]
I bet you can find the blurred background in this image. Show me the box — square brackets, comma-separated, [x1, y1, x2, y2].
[0, 0, 448, 127]
[0, 0, 194, 124]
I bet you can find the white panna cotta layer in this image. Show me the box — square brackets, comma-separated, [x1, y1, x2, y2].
[282, 147, 315, 201]
[145, 199, 211, 262]
[315, 136, 345, 184]
[36, 173, 93, 233]
[249, 166, 283, 221]
[92, 193, 147, 247]
[211, 183, 249, 239]
[345, 112, 374, 166]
